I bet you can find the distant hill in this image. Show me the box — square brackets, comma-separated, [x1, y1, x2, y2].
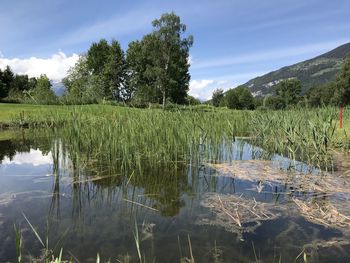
[51, 81, 65, 96]
[244, 42, 350, 96]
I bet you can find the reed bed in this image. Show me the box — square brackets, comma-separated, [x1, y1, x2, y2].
[251, 107, 342, 170]
[36, 106, 252, 173]
[292, 197, 350, 230]
[209, 160, 350, 194]
[198, 193, 282, 239]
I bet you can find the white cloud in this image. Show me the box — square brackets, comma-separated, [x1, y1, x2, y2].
[190, 79, 214, 91]
[0, 52, 79, 81]
[2, 149, 52, 167]
[190, 79, 235, 101]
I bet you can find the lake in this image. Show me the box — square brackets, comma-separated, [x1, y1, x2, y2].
[0, 131, 349, 262]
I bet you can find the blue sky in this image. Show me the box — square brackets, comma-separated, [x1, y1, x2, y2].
[0, 0, 349, 100]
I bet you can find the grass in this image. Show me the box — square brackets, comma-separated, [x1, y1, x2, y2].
[0, 103, 349, 171]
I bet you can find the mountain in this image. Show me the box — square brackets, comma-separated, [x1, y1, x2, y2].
[51, 81, 66, 96]
[245, 42, 350, 96]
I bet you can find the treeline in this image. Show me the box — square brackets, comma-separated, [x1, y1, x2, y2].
[0, 12, 194, 107]
[211, 56, 350, 110]
[63, 12, 193, 107]
[0, 66, 57, 104]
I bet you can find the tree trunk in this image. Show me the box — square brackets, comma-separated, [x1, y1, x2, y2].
[162, 91, 166, 109]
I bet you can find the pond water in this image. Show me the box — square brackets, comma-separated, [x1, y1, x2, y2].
[0, 132, 349, 263]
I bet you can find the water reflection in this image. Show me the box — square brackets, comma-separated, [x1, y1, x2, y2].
[0, 131, 349, 262]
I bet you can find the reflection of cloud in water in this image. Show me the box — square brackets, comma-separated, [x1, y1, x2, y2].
[2, 149, 52, 167]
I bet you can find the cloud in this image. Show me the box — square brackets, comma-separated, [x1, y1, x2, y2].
[192, 39, 350, 69]
[189, 71, 267, 101]
[2, 149, 52, 167]
[189, 79, 234, 101]
[0, 52, 79, 81]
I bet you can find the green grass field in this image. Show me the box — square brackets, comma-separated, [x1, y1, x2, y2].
[0, 103, 349, 154]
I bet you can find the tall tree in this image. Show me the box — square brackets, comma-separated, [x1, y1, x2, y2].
[86, 39, 110, 75]
[212, 88, 224, 107]
[275, 78, 302, 106]
[235, 86, 255, 110]
[333, 56, 350, 106]
[126, 12, 193, 107]
[151, 12, 193, 107]
[28, 74, 57, 104]
[0, 66, 14, 98]
[84, 39, 126, 100]
[103, 40, 127, 100]
[63, 55, 104, 104]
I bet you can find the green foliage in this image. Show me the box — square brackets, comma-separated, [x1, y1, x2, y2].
[212, 88, 224, 107]
[334, 56, 350, 106]
[275, 78, 302, 105]
[26, 75, 57, 104]
[224, 89, 239, 109]
[306, 56, 350, 107]
[307, 83, 335, 107]
[126, 12, 193, 107]
[65, 39, 127, 102]
[63, 55, 105, 104]
[263, 95, 285, 110]
[222, 86, 255, 110]
[0, 66, 14, 98]
[63, 12, 193, 107]
[186, 95, 201, 105]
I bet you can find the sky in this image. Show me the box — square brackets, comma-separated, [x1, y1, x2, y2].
[0, 0, 349, 100]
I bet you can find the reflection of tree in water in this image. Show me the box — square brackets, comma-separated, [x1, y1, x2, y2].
[0, 130, 53, 163]
[129, 164, 191, 216]
[1, 130, 193, 220]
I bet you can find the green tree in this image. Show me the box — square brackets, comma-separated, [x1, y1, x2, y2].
[235, 85, 255, 109]
[333, 56, 350, 106]
[80, 39, 127, 100]
[87, 39, 110, 75]
[224, 89, 239, 109]
[0, 66, 14, 98]
[222, 86, 255, 110]
[63, 55, 104, 104]
[103, 40, 127, 100]
[275, 78, 302, 106]
[264, 95, 286, 110]
[126, 12, 193, 108]
[28, 74, 57, 104]
[212, 88, 224, 107]
[307, 83, 335, 107]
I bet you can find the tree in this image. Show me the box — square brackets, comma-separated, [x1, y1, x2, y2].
[126, 12, 193, 108]
[63, 55, 104, 104]
[224, 89, 239, 109]
[28, 74, 57, 104]
[86, 39, 110, 75]
[221, 86, 255, 110]
[235, 86, 255, 110]
[307, 83, 335, 107]
[275, 78, 302, 106]
[264, 95, 286, 110]
[0, 66, 14, 98]
[103, 40, 127, 100]
[186, 95, 201, 105]
[70, 39, 127, 100]
[333, 56, 350, 106]
[212, 88, 224, 107]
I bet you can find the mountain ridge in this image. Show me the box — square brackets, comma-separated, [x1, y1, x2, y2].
[244, 42, 350, 96]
